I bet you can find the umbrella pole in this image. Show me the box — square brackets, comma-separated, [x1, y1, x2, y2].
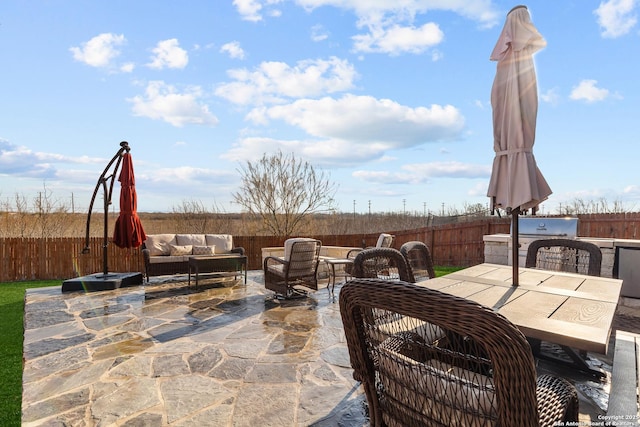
[102, 179, 109, 276]
[511, 208, 520, 286]
[81, 141, 130, 277]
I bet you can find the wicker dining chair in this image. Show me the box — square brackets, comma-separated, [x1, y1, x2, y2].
[525, 238, 602, 277]
[352, 247, 412, 282]
[263, 238, 322, 298]
[399, 241, 436, 282]
[339, 278, 579, 427]
[525, 238, 603, 370]
[345, 233, 396, 274]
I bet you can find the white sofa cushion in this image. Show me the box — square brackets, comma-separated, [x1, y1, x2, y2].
[206, 234, 233, 253]
[192, 245, 215, 256]
[145, 234, 177, 256]
[176, 234, 207, 246]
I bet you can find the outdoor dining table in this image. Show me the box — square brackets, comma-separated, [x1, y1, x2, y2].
[418, 263, 623, 378]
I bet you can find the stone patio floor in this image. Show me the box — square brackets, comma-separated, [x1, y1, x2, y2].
[22, 271, 640, 426]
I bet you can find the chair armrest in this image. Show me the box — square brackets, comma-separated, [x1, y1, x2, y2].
[231, 247, 245, 256]
[536, 374, 579, 426]
[264, 255, 288, 270]
[141, 248, 151, 264]
[347, 249, 363, 259]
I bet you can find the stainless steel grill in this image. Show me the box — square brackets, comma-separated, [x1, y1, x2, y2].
[511, 217, 579, 267]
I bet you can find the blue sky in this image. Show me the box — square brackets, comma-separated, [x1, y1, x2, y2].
[1, 1, 638, 215]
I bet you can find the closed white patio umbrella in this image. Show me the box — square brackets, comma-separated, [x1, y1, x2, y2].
[487, 5, 552, 285]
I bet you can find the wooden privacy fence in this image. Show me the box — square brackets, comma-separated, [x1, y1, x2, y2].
[0, 237, 144, 283]
[2, 213, 640, 282]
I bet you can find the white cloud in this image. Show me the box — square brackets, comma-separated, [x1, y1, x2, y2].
[253, 94, 465, 145]
[221, 136, 390, 166]
[133, 166, 238, 205]
[352, 22, 444, 55]
[220, 41, 246, 59]
[311, 24, 329, 41]
[569, 79, 610, 103]
[215, 57, 357, 105]
[624, 184, 640, 195]
[146, 166, 236, 186]
[128, 81, 218, 127]
[540, 88, 561, 105]
[0, 139, 105, 179]
[473, 99, 486, 109]
[294, 0, 500, 28]
[352, 170, 414, 184]
[233, 0, 284, 21]
[221, 95, 465, 167]
[235, 1, 500, 54]
[147, 39, 189, 70]
[303, 1, 498, 55]
[120, 62, 135, 73]
[402, 161, 490, 178]
[70, 33, 126, 68]
[594, 0, 638, 38]
[233, 0, 263, 21]
[352, 161, 490, 185]
[467, 181, 489, 197]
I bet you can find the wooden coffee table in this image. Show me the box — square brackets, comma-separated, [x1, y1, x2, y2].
[188, 255, 247, 287]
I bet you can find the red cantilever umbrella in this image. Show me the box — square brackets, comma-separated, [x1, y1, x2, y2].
[113, 152, 146, 248]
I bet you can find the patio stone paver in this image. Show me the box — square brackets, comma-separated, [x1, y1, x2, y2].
[22, 271, 635, 426]
[22, 272, 368, 426]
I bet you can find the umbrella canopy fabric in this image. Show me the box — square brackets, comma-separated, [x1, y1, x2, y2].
[487, 5, 551, 213]
[113, 152, 146, 248]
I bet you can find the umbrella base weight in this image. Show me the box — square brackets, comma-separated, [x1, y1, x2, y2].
[62, 272, 143, 292]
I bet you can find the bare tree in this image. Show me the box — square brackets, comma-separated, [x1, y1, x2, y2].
[0, 194, 9, 237]
[170, 199, 235, 233]
[171, 199, 211, 233]
[12, 193, 30, 237]
[233, 151, 337, 236]
[33, 183, 72, 238]
[557, 197, 631, 215]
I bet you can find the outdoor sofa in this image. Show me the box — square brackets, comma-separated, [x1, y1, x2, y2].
[141, 233, 244, 281]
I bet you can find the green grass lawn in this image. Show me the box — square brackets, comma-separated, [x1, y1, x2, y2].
[2, 267, 462, 426]
[434, 266, 463, 277]
[0, 280, 61, 427]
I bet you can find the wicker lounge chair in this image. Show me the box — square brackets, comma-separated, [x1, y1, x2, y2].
[525, 238, 602, 277]
[339, 278, 579, 427]
[352, 247, 412, 282]
[263, 238, 321, 298]
[399, 241, 436, 282]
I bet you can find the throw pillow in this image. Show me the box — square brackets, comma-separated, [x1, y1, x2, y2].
[192, 245, 215, 255]
[145, 234, 177, 256]
[169, 244, 193, 256]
